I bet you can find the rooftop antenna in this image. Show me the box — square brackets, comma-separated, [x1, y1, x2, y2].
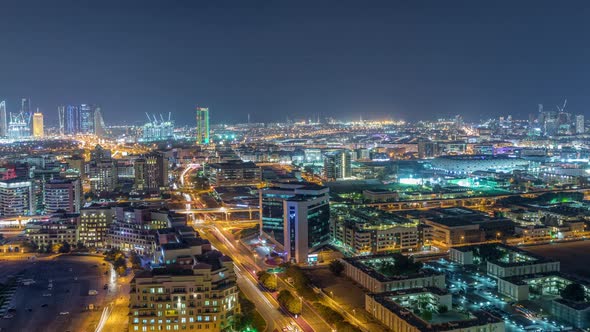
[168, 112, 171, 122]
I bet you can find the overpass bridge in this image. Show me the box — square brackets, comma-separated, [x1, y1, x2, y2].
[173, 206, 260, 220]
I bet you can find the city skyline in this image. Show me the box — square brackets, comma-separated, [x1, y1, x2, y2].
[1, 1, 590, 124]
[2, 3, 590, 332]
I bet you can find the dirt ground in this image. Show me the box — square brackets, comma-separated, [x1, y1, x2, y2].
[523, 240, 590, 279]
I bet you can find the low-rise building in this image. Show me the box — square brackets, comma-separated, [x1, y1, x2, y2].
[366, 288, 505, 332]
[25, 213, 80, 247]
[205, 160, 261, 187]
[341, 254, 445, 293]
[331, 206, 420, 254]
[106, 206, 177, 254]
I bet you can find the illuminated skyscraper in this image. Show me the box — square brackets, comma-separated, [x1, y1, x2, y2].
[32, 111, 44, 138]
[79, 104, 95, 134]
[0, 101, 6, 137]
[195, 107, 210, 145]
[94, 107, 106, 137]
[58, 106, 65, 135]
[323, 150, 352, 181]
[64, 105, 80, 135]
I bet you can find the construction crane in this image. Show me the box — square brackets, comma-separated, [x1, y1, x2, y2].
[556, 99, 567, 113]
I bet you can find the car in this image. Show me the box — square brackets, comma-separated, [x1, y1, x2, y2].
[59, 312, 70, 315]
[41, 304, 48, 307]
[42, 293, 52, 297]
[26, 308, 32, 312]
[3, 314, 13, 319]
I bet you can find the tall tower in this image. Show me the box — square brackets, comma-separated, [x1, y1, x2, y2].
[195, 107, 210, 145]
[79, 104, 95, 134]
[64, 105, 80, 135]
[33, 111, 44, 138]
[0, 101, 6, 137]
[94, 106, 106, 137]
[58, 106, 65, 136]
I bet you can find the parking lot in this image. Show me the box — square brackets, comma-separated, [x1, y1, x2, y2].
[0, 254, 113, 332]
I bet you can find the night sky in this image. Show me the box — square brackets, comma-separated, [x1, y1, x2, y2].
[0, 0, 589, 125]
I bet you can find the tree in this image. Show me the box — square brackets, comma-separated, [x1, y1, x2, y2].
[22, 241, 38, 253]
[116, 265, 127, 276]
[329, 260, 345, 276]
[129, 251, 142, 269]
[256, 271, 278, 291]
[561, 283, 586, 302]
[277, 290, 301, 315]
[313, 303, 344, 325]
[76, 241, 86, 250]
[476, 245, 505, 262]
[284, 264, 318, 301]
[234, 291, 266, 332]
[58, 241, 71, 253]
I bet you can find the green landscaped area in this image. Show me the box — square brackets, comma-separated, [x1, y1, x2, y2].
[361, 253, 423, 276]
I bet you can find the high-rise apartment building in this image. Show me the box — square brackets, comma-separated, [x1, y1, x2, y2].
[130, 234, 238, 332]
[196, 107, 210, 145]
[87, 145, 118, 193]
[32, 112, 44, 138]
[134, 153, 168, 193]
[323, 150, 352, 181]
[79, 206, 114, 248]
[0, 101, 6, 137]
[0, 179, 34, 217]
[44, 177, 81, 214]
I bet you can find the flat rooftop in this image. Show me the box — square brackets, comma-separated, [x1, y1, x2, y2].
[369, 290, 503, 331]
[343, 254, 441, 282]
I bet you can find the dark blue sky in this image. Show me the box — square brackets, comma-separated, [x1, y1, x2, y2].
[0, 0, 589, 125]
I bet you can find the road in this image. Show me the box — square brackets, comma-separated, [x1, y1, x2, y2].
[182, 180, 334, 332]
[97, 272, 132, 332]
[204, 225, 336, 332]
[200, 224, 299, 332]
